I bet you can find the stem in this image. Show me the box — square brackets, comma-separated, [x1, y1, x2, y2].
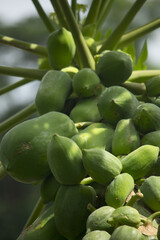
[122, 82, 146, 95]
[71, 0, 77, 17]
[128, 70, 160, 83]
[126, 192, 143, 207]
[0, 103, 37, 134]
[75, 122, 93, 129]
[0, 65, 47, 80]
[0, 34, 47, 56]
[23, 197, 45, 230]
[83, 0, 102, 26]
[147, 211, 160, 222]
[0, 163, 7, 180]
[80, 177, 94, 185]
[87, 203, 96, 213]
[32, 0, 55, 32]
[58, 0, 95, 70]
[97, 0, 115, 29]
[0, 78, 34, 95]
[98, 0, 147, 52]
[50, 0, 68, 29]
[117, 18, 160, 48]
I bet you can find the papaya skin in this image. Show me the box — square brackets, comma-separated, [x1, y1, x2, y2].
[110, 225, 144, 240]
[82, 230, 111, 240]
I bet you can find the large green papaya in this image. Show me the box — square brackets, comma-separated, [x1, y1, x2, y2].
[110, 225, 144, 240]
[145, 76, 160, 97]
[96, 50, 133, 87]
[47, 134, 86, 185]
[121, 145, 159, 180]
[47, 27, 76, 69]
[0, 111, 77, 183]
[82, 148, 122, 185]
[97, 86, 139, 126]
[86, 206, 115, 234]
[82, 230, 111, 240]
[35, 70, 72, 115]
[72, 122, 114, 151]
[105, 173, 134, 208]
[54, 184, 96, 240]
[112, 118, 140, 156]
[141, 131, 160, 148]
[17, 204, 66, 240]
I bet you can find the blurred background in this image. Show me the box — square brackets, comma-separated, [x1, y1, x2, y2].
[0, 0, 160, 239]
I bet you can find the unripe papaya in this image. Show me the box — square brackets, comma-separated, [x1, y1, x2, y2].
[72, 68, 101, 97]
[82, 148, 122, 186]
[110, 225, 144, 240]
[121, 145, 159, 180]
[17, 204, 66, 240]
[86, 206, 115, 234]
[97, 86, 139, 126]
[72, 122, 114, 151]
[133, 103, 160, 134]
[35, 70, 72, 115]
[107, 206, 141, 228]
[96, 50, 133, 87]
[54, 184, 96, 240]
[70, 97, 102, 122]
[112, 118, 140, 156]
[105, 173, 134, 208]
[84, 36, 97, 55]
[141, 131, 160, 148]
[47, 27, 76, 69]
[0, 111, 77, 183]
[145, 76, 160, 97]
[38, 57, 51, 70]
[47, 134, 86, 185]
[82, 230, 111, 240]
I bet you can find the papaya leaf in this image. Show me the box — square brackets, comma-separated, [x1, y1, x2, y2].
[134, 40, 148, 70]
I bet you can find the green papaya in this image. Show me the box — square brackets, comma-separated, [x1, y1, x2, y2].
[141, 131, 160, 148]
[86, 206, 115, 234]
[72, 68, 100, 97]
[35, 70, 72, 115]
[110, 225, 144, 240]
[82, 230, 111, 240]
[47, 27, 76, 70]
[97, 86, 139, 126]
[105, 173, 134, 208]
[133, 103, 160, 134]
[38, 57, 51, 70]
[96, 50, 133, 87]
[107, 206, 141, 228]
[84, 36, 97, 55]
[17, 204, 66, 240]
[145, 76, 160, 97]
[72, 122, 114, 151]
[0, 111, 77, 183]
[40, 174, 60, 203]
[82, 148, 122, 186]
[70, 97, 102, 122]
[54, 184, 96, 240]
[47, 134, 86, 185]
[112, 118, 140, 156]
[121, 145, 159, 180]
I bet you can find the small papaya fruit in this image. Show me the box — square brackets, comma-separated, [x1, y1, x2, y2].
[70, 97, 102, 122]
[121, 145, 159, 180]
[133, 103, 160, 134]
[86, 206, 115, 234]
[97, 86, 139, 126]
[105, 173, 134, 208]
[47, 27, 76, 70]
[72, 68, 101, 97]
[54, 184, 96, 240]
[0, 111, 77, 183]
[84, 36, 97, 55]
[96, 50, 133, 87]
[82, 230, 111, 240]
[47, 134, 86, 185]
[38, 57, 51, 70]
[141, 131, 160, 148]
[72, 122, 114, 151]
[82, 148, 122, 186]
[110, 225, 144, 240]
[112, 118, 140, 156]
[35, 70, 72, 115]
[145, 75, 160, 97]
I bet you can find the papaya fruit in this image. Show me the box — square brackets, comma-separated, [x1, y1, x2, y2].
[105, 173, 134, 208]
[141, 131, 160, 148]
[110, 225, 144, 240]
[47, 134, 86, 185]
[54, 184, 96, 240]
[86, 206, 115, 234]
[72, 68, 100, 97]
[47, 27, 76, 70]
[84, 36, 97, 55]
[145, 75, 160, 97]
[82, 230, 111, 240]
[70, 97, 102, 122]
[38, 57, 51, 70]
[35, 70, 72, 115]
[0, 111, 77, 183]
[121, 145, 159, 180]
[72, 122, 114, 151]
[107, 206, 141, 228]
[82, 148, 122, 186]
[40, 174, 60, 203]
[17, 204, 66, 240]
[133, 103, 160, 134]
[112, 118, 140, 156]
[97, 86, 139, 126]
[96, 50, 133, 87]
